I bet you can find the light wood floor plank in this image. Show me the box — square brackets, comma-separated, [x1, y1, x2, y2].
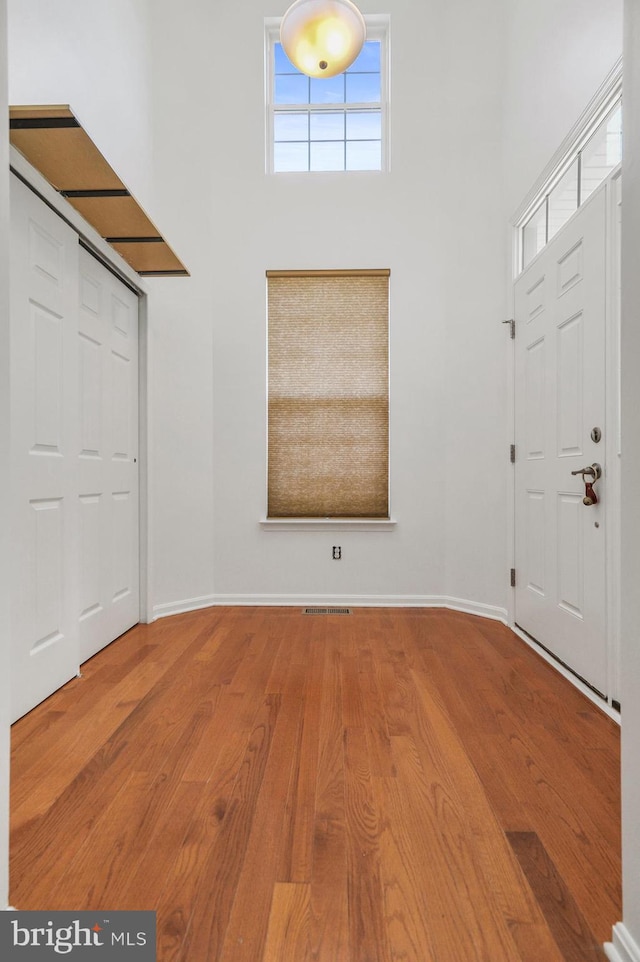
[262, 882, 311, 962]
[309, 626, 350, 962]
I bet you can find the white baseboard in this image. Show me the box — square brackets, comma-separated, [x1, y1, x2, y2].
[605, 924, 640, 962]
[152, 594, 219, 619]
[152, 593, 508, 623]
[437, 595, 508, 623]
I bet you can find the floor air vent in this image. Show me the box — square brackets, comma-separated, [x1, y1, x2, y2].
[303, 607, 352, 615]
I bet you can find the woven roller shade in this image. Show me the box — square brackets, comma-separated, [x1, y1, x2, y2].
[268, 271, 389, 518]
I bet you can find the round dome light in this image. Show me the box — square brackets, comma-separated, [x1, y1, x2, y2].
[280, 0, 366, 79]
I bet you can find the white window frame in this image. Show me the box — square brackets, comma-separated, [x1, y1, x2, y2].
[264, 15, 390, 175]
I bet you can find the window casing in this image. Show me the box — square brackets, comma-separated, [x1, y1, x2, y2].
[267, 270, 389, 519]
[265, 17, 390, 173]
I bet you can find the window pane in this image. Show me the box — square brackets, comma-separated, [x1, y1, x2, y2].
[274, 42, 299, 74]
[310, 75, 345, 104]
[580, 102, 622, 204]
[274, 112, 309, 142]
[346, 140, 381, 171]
[270, 28, 388, 175]
[347, 41, 381, 73]
[275, 73, 309, 105]
[310, 112, 345, 141]
[274, 141, 309, 172]
[346, 72, 381, 103]
[346, 111, 381, 140]
[522, 202, 546, 268]
[310, 141, 345, 171]
[548, 159, 578, 241]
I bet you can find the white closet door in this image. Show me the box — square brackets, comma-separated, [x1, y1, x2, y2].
[10, 178, 141, 722]
[10, 176, 81, 721]
[78, 247, 139, 663]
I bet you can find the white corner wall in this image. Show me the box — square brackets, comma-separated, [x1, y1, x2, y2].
[147, 0, 510, 616]
[4, 0, 624, 622]
[0, 0, 10, 911]
[441, 0, 509, 610]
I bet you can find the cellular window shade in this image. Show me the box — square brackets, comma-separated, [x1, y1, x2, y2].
[268, 271, 389, 518]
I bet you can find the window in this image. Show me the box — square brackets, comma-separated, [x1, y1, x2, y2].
[265, 18, 389, 173]
[580, 100, 622, 203]
[267, 270, 389, 518]
[518, 93, 622, 271]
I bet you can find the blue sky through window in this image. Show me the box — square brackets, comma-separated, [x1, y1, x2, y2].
[273, 40, 383, 173]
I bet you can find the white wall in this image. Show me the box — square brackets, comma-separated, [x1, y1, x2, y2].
[441, 0, 508, 608]
[503, 0, 623, 215]
[144, 0, 217, 611]
[7, 0, 154, 211]
[3, 0, 158, 902]
[0, 0, 10, 911]
[5, 0, 164, 618]
[2, 0, 625, 626]
[2, 0, 637, 938]
[148, 0, 509, 615]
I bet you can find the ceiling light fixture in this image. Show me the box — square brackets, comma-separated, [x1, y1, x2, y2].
[280, 0, 366, 79]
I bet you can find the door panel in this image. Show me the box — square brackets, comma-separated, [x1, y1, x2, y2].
[10, 177, 80, 721]
[10, 178, 140, 720]
[77, 248, 139, 661]
[514, 187, 607, 694]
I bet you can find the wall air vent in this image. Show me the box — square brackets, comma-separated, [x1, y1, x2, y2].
[303, 607, 351, 615]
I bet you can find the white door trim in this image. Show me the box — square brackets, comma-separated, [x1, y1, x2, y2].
[605, 168, 622, 707]
[9, 148, 153, 629]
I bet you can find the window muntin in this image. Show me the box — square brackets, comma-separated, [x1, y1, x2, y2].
[522, 201, 547, 267]
[548, 158, 579, 242]
[267, 20, 389, 173]
[581, 102, 622, 204]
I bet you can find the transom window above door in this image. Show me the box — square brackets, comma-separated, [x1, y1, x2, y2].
[265, 17, 389, 173]
[518, 92, 622, 272]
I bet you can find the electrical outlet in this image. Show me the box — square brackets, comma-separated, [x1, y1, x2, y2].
[332, 546, 342, 560]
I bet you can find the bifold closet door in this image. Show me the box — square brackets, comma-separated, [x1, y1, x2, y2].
[10, 177, 140, 722]
[10, 176, 81, 722]
[77, 247, 139, 663]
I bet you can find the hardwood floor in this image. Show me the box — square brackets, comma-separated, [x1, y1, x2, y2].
[10, 607, 620, 961]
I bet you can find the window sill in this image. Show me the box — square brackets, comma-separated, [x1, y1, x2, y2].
[260, 518, 397, 532]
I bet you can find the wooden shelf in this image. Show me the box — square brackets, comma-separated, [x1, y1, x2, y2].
[9, 104, 189, 277]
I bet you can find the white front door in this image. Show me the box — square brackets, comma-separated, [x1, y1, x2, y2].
[10, 178, 141, 721]
[514, 186, 608, 695]
[10, 176, 81, 720]
[77, 248, 139, 663]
